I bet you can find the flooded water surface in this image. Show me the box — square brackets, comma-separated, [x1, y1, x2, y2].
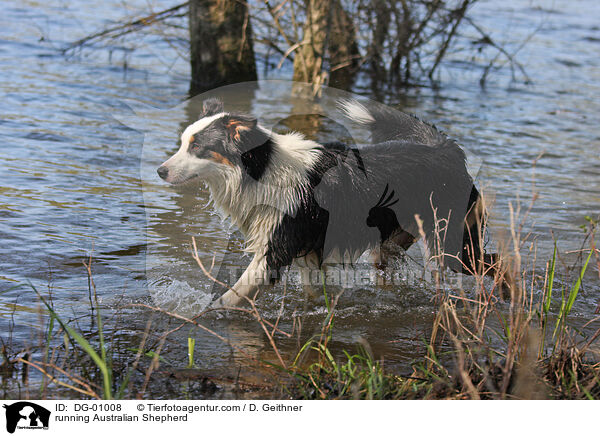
[1, 0, 599, 397]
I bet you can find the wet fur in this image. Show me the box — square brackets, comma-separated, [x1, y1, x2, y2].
[158, 98, 500, 307]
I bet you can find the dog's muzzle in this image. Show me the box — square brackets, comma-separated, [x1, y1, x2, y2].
[157, 165, 169, 180]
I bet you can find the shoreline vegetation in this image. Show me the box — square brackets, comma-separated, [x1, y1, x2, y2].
[2, 202, 598, 400]
[64, 0, 532, 94]
[2, 0, 598, 403]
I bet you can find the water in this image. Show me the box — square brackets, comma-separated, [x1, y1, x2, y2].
[0, 0, 599, 397]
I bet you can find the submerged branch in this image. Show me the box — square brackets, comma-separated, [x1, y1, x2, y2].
[463, 15, 533, 86]
[63, 2, 189, 52]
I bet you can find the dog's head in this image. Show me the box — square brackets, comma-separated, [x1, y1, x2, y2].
[157, 98, 271, 184]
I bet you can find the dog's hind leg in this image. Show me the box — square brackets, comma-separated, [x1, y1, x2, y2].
[453, 186, 515, 297]
[211, 254, 271, 308]
[374, 229, 417, 268]
[459, 222, 514, 298]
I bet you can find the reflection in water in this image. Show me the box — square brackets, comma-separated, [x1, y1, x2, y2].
[0, 0, 598, 387]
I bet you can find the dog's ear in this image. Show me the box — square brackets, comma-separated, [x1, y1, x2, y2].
[202, 98, 224, 117]
[223, 115, 257, 142]
[241, 142, 272, 180]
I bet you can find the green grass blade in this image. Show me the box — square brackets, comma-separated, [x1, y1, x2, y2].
[187, 337, 196, 368]
[293, 337, 316, 367]
[565, 247, 593, 315]
[552, 287, 566, 340]
[545, 242, 557, 314]
[30, 284, 112, 399]
[93, 293, 111, 395]
[127, 348, 168, 364]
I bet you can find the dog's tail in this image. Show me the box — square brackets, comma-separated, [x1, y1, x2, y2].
[338, 99, 448, 146]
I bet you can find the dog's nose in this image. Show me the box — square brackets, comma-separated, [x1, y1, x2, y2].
[157, 166, 169, 180]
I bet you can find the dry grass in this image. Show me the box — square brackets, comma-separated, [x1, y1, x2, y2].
[2, 203, 599, 400]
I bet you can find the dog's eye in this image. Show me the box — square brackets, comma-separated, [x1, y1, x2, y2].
[190, 142, 200, 151]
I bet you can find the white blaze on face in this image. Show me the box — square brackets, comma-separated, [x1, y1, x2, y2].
[180, 112, 228, 150]
[160, 112, 228, 184]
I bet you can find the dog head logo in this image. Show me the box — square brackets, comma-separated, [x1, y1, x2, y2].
[2, 402, 50, 433]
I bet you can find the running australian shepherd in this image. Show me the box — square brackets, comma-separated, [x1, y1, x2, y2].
[158, 98, 507, 307]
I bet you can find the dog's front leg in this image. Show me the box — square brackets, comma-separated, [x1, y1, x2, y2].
[211, 255, 270, 308]
[295, 251, 322, 299]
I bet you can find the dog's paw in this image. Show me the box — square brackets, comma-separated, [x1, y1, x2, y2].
[210, 296, 226, 309]
[210, 290, 241, 309]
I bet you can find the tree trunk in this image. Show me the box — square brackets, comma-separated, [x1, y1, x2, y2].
[328, 0, 360, 89]
[390, 0, 413, 84]
[370, 0, 391, 78]
[292, 0, 331, 90]
[188, 0, 257, 97]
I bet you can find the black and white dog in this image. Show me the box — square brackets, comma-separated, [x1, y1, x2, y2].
[158, 98, 504, 307]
